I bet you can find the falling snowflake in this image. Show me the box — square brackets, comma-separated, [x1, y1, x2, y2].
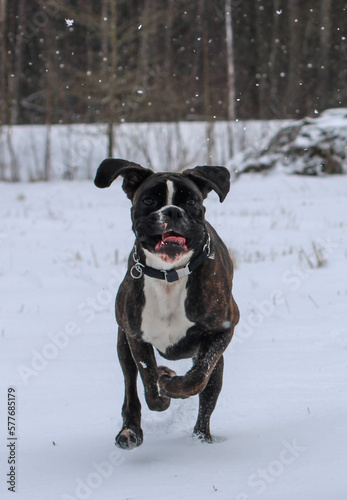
[65, 19, 74, 27]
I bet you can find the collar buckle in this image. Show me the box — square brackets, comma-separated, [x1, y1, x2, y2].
[164, 263, 191, 283]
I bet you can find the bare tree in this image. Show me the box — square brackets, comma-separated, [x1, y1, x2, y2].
[285, 0, 304, 115]
[137, 0, 151, 89]
[164, 0, 175, 76]
[268, 0, 282, 117]
[225, 0, 235, 122]
[0, 0, 8, 125]
[101, 0, 118, 156]
[0, 0, 19, 180]
[318, 0, 332, 100]
[11, 0, 26, 125]
[225, 0, 236, 158]
[43, 27, 54, 181]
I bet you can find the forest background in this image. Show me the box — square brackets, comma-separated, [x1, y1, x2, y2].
[1, 0, 347, 128]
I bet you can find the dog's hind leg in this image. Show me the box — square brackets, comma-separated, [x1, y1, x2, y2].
[115, 328, 143, 450]
[193, 355, 224, 443]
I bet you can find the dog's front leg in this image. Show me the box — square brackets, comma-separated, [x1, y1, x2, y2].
[128, 337, 171, 412]
[158, 330, 232, 399]
[116, 328, 143, 450]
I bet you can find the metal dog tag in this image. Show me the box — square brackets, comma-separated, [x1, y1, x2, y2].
[130, 263, 144, 279]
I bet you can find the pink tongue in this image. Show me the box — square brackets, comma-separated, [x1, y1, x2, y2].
[155, 232, 187, 251]
[163, 235, 186, 245]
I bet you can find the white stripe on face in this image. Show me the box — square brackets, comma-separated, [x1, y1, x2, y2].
[166, 180, 175, 206]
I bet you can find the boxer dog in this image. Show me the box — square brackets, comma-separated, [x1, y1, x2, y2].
[94, 159, 239, 450]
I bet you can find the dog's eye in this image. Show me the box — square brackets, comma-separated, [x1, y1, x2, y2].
[186, 199, 196, 206]
[142, 197, 155, 206]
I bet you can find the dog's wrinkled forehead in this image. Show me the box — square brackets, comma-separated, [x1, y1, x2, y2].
[133, 174, 203, 208]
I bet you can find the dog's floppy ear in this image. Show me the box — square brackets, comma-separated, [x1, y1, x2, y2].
[94, 158, 153, 199]
[182, 166, 230, 202]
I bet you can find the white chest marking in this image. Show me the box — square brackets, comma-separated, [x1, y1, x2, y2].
[141, 276, 194, 353]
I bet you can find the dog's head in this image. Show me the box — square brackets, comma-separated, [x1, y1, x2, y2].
[94, 159, 230, 264]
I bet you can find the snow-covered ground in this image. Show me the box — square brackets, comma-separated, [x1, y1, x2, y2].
[1, 173, 346, 500]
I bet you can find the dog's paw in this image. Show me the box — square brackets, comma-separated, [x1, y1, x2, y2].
[192, 429, 213, 444]
[157, 365, 177, 378]
[157, 366, 183, 400]
[115, 425, 143, 450]
[158, 374, 190, 399]
[145, 392, 171, 411]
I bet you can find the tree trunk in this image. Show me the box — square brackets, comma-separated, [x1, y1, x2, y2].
[225, 0, 236, 158]
[285, 0, 303, 116]
[101, 0, 109, 62]
[198, 0, 213, 162]
[1, 0, 18, 180]
[302, 3, 316, 115]
[44, 124, 52, 181]
[0, 0, 8, 125]
[318, 0, 332, 102]
[201, 9, 211, 121]
[164, 0, 175, 75]
[225, 0, 235, 122]
[109, 0, 117, 75]
[102, 0, 117, 157]
[137, 0, 151, 89]
[12, 0, 26, 125]
[269, 0, 282, 117]
[44, 27, 53, 180]
[107, 121, 113, 158]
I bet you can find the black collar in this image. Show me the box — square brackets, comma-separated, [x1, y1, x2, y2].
[130, 234, 214, 283]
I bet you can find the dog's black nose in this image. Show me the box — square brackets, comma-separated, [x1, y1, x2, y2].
[161, 206, 184, 222]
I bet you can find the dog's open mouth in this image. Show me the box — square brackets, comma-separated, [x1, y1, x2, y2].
[154, 231, 188, 252]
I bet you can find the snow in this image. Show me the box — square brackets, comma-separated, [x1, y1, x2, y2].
[1, 173, 347, 499]
[235, 108, 347, 176]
